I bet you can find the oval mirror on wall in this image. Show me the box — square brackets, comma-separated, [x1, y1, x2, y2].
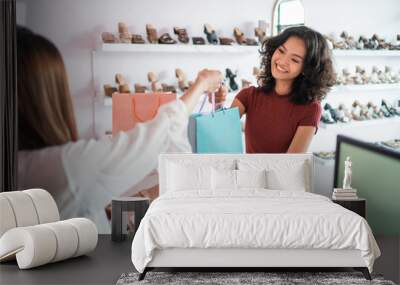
[272, 0, 305, 35]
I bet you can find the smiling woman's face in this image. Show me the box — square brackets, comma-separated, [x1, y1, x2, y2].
[271, 36, 306, 82]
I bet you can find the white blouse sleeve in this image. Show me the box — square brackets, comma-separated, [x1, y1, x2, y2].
[61, 100, 191, 209]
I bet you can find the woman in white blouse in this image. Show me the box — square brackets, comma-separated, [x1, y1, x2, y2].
[16, 27, 223, 232]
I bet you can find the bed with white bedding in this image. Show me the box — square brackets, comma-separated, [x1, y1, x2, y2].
[131, 154, 380, 280]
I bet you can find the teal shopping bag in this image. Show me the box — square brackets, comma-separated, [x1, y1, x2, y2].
[188, 94, 243, 153]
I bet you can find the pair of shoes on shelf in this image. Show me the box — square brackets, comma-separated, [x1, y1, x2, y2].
[148, 72, 176, 93]
[158, 33, 177, 44]
[352, 100, 371, 121]
[134, 84, 147, 93]
[161, 83, 177, 93]
[366, 102, 382, 119]
[324, 103, 344, 123]
[147, 72, 162, 92]
[118, 22, 132, 43]
[103, 73, 129, 96]
[115, 73, 131, 93]
[174, 27, 189, 43]
[175, 68, 191, 91]
[132, 34, 145, 44]
[255, 27, 266, 44]
[321, 109, 335, 124]
[146, 24, 159, 44]
[192, 37, 206, 45]
[255, 20, 269, 44]
[382, 99, 400, 116]
[219, 37, 235, 45]
[233, 27, 258, 46]
[204, 24, 218, 44]
[338, 104, 352, 123]
[104, 84, 118, 97]
[102, 32, 117, 43]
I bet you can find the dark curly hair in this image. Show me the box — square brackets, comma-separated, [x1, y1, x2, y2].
[259, 26, 336, 104]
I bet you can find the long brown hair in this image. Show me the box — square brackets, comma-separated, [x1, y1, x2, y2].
[259, 26, 336, 104]
[17, 27, 78, 150]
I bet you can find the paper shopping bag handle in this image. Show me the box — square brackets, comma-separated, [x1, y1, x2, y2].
[131, 94, 161, 122]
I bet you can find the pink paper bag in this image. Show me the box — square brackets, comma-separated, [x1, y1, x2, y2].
[112, 93, 176, 135]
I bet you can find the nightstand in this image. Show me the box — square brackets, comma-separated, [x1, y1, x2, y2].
[111, 197, 150, 242]
[332, 198, 366, 218]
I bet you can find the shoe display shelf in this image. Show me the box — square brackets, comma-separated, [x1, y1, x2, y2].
[320, 116, 400, 130]
[92, 40, 400, 139]
[332, 49, 400, 57]
[97, 43, 400, 56]
[97, 42, 259, 54]
[330, 83, 400, 93]
[320, 50, 400, 132]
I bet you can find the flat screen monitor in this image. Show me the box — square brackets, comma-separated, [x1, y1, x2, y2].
[334, 135, 400, 235]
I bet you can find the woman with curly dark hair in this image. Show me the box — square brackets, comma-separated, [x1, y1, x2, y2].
[216, 25, 336, 153]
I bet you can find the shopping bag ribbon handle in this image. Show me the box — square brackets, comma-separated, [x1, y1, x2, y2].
[131, 95, 161, 122]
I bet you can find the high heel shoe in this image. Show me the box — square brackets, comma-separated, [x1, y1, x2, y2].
[192, 37, 206, 45]
[147, 72, 162, 92]
[173, 27, 189, 44]
[158, 33, 177, 44]
[338, 103, 352, 123]
[134, 83, 147, 93]
[104, 84, 117, 97]
[225, 68, 238, 91]
[116, 73, 131, 93]
[219, 37, 235, 45]
[115, 73, 127, 85]
[131, 34, 145, 44]
[382, 99, 400, 116]
[233, 27, 246, 45]
[118, 22, 132, 43]
[324, 103, 339, 122]
[161, 83, 177, 93]
[118, 84, 130, 93]
[175, 68, 189, 91]
[146, 24, 158, 44]
[321, 109, 335, 124]
[204, 24, 218, 45]
[102, 32, 117, 44]
[255, 27, 266, 44]
[351, 101, 363, 120]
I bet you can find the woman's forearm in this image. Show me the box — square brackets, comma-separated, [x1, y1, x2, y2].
[179, 81, 206, 114]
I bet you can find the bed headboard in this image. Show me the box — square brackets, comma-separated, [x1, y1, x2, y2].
[158, 153, 314, 195]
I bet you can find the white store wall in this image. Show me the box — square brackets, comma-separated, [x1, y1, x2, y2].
[16, 0, 400, 141]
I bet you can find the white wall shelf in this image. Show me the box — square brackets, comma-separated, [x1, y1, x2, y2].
[97, 44, 400, 57]
[96, 43, 259, 54]
[96, 43, 400, 57]
[330, 83, 400, 93]
[332, 50, 400, 57]
[320, 117, 400, 130]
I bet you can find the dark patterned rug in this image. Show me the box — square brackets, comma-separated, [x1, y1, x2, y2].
[116, 271, 396, 285]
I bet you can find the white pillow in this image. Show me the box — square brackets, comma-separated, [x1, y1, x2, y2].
[266, 166, 307, 191]
[167, 162, 211, 191]
[238, 159, 310, 192]
[211, 168, 237, 191]
[236, 169, 267, 189]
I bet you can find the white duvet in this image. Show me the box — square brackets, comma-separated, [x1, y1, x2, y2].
[131, 190, 380, 273]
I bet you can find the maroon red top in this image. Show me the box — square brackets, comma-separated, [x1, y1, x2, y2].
[236, 86, 321, 153]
